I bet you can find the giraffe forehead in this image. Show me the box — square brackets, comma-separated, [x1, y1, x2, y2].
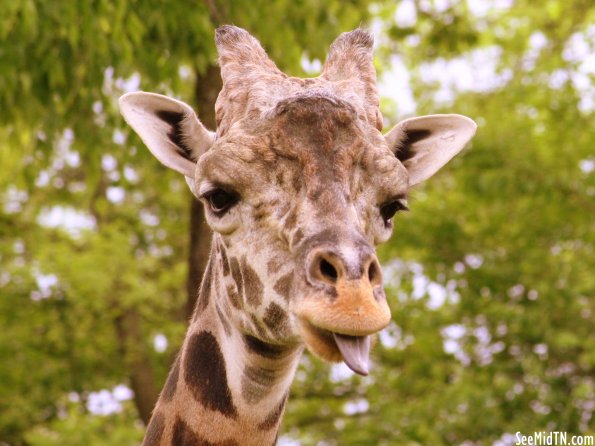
[268, 103, 363, 169]
[200, 104, 388, 193]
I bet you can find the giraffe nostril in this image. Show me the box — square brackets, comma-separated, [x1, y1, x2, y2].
[319, 258, 338, 283]
[307, 247, 382, 288]
[308, 251, 343, 287]
[367, 260, 382, 286]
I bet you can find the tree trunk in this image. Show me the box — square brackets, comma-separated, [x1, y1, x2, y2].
[185, 64, 222, 319]
[114, 309, 159, 425]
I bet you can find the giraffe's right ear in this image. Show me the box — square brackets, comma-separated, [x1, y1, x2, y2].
[119, 92, 215, 187]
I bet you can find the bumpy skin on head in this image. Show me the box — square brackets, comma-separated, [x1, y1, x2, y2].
[214, 26, 383, 137]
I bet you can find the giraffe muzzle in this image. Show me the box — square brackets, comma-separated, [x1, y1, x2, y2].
[299, 277, 391, 334]
[295, 245, 392, 374]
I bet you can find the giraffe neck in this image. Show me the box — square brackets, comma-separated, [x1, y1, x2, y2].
[143, 237, 303, 446]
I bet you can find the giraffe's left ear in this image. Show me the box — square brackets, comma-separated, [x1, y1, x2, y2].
[384, 114, 477, 186]
[119, 92, 215, 193]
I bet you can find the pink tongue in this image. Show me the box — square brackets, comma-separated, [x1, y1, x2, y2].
[332, 333, 371, 376]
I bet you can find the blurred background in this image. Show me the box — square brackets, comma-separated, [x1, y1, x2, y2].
[0, 1, 593, 445]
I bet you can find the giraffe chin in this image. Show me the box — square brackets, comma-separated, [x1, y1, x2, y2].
[298, 319, 374, 376]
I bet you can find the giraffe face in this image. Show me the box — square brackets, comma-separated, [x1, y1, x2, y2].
[119, 26, 476, 375]
[195, 94, 408, 373]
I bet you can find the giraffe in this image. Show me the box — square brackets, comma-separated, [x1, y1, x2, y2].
[119, 25, 476, 446]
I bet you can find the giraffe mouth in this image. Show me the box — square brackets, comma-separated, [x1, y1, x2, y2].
[299, 319, 372, 376]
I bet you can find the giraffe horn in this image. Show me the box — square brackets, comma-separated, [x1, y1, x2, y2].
[214, 25, 286, 136]
[321, 29, 382, 130]
[215, 25, 284, 87]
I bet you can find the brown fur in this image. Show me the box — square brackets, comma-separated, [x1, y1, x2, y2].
[183, 332, 238, 419]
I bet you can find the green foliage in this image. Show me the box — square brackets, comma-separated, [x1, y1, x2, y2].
[25, 398, 143, 445]
[1, 0, 593, 444]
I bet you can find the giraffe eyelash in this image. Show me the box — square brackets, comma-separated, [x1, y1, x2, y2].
[201, 187, 240, 216]
[379, 198, 408, 223]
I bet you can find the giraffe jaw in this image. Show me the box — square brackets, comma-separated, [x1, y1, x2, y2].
[297, 319, 373, 376]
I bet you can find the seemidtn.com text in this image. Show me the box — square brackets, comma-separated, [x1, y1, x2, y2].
[516, 432, 594, 446]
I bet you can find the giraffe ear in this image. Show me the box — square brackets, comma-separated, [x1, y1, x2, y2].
[119, 92, 215, 182]
[384, 114, 477, 186]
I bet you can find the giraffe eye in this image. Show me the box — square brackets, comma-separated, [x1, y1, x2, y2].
[201, 188, 239, 216]
[380, 198, 408, 224]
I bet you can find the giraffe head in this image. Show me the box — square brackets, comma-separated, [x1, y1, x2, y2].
[120, 26, 476, 375]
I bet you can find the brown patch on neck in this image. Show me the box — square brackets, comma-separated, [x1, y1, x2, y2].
[183, 331, 238, 419]
[241, 365, 279, 404]
[172, 416, 199, 445]
[250, 314, 269, 339]
[243, 335, 288, 359]
[172, 416, 240, 446]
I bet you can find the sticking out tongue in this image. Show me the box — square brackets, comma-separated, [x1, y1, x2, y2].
[332, 333, 371, 376]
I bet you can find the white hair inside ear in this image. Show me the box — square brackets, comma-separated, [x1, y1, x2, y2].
[384, 114, 477, 186]
[118, 92, 215, 190]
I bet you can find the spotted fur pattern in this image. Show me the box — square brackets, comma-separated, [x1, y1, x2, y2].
[144, 235, 302, 445]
